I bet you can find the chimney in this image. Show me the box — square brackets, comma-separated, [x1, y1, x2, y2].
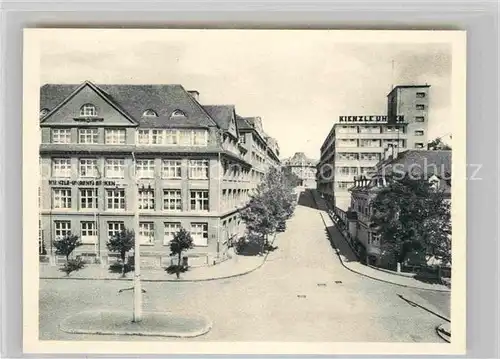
[188, 90, 200, 102]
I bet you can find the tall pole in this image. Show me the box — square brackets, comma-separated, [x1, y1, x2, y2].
[132, 152, 142, 322]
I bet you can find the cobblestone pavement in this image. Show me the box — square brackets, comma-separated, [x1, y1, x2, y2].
[39, 191, 450, 342]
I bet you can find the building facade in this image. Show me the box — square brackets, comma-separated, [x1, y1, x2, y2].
[317, 85, 431, 211]
[282, 152, 318, 188]
[38, 81, 280, 267]
[344, 149, 451, 266]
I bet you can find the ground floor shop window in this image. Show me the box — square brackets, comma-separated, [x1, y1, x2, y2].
[190, 223, 208, 246]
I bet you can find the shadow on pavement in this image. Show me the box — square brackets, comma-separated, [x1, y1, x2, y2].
[324, 226, 359, 263]
[297, 190, 317, 209]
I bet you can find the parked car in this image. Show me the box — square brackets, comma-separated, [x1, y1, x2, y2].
[277, 221, 286, 232]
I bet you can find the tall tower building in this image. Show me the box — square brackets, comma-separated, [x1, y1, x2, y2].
[387, 85, 430, 149]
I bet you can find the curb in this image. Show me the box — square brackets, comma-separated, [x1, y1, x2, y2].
[436, 323, 451, 343]
[41, 234, 277, 283]
[315, 203, 451, 293]
[59, 310, 213, 338]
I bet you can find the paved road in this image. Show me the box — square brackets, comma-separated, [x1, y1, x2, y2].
[39, 190, 450, 342]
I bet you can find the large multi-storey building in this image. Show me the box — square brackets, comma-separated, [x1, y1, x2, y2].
[317, 85, 430, 211]
[38, 81, 280, 267]
[282, 152, 318, 188]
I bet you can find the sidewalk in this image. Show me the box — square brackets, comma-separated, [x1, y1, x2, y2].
[40, 246, 272, 282]
[311, 191, 450, 292]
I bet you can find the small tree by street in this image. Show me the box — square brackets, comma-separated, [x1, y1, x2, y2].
[240, 166, 297, 254]
[371, 173, 451, 272]
[53, 233, 85, 276]
[169, 227, 194, 278]
[106, 228, 135, 277]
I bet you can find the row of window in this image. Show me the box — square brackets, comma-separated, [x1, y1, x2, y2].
[53, 220, 208, 246]
[221, 189, 250, 211]
[41, 104, 186, 120]
[336, 167, 373, 176]
[50, 158, 209, 179]
[51, 188, 210, 212]
[337, 125, 406, 134]
[49, 128, 208, 146]
[337, 139, 407, 148]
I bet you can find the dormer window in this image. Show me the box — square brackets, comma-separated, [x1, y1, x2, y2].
[40, 108, 49, 118]
[80, 104, 97, 117]
[143, 109, 158, 118]
[170, 109, 186, 118]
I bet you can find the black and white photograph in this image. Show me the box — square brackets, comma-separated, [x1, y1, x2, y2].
[23, 29, 466, 355]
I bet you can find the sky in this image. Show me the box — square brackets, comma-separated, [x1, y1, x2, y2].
[39, 30, 453, 159]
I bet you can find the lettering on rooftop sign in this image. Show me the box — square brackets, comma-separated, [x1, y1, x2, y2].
[338, 115, 404, 123]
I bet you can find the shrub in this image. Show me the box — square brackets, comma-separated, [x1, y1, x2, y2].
[60, 258, 86, 276]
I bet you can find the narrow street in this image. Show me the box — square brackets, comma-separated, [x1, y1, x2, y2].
[39, 190, 450, 342]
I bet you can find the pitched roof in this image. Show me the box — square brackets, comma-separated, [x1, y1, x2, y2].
[284, 152, 318, 166]
[40, 82, 218, 128]
[375, 150, 451, 179]
[203, 105, 235, 131]
[235, 115, 253, 130]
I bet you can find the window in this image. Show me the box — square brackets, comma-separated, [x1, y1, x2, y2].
[189, 160, 209, 179]
[52, 158, 71, 177]
[171, 109, 186, 117]
[238, 135, 246, 144]
[193, 130, 208, 146]
[190, 223, 208, 246]
[106, 189, 125, 210]
[136, 159, 155, 178]
[107, 221, 124, 239]
[137, 130, 151, 145]
[414, 130, 424, 136]
[52, 188, 71, 209]
[415, 116, 425, 122]
[40, 108, 49, 118]
[54, 221, 71, 240]
[105, 159, 125, 178]
[151, 130, 163, 145]
[163, 190, 182, 211]
[51, 129, 71, 144]
[190, 190, 209, 211]
[139, 222, 155, 244]
[78, 128, 98, 144]
[79, 159, 98, 177]
[162, 160, 182, 179]
[360, 139, 380, 148]
[105, 129, 126, 144]
[143, 109, 158, 117]
[416, 92, 426, 98]
[339, 167, 349, 175]
[415, 142, 424, 149]
[350, 167, 359, 175]
[360, 153, 379, 161]
[337, 182, 350, 189]
[138, 189, 155, 210]
[416, 104, 425, 110]
[165, 130, 178, 145]
[179, 130, 192, 146]
[80, 104, 97, 117]
[163, 222, 181, 245]
[80, 221, 97, 244]
[371, 233, 381, 246]
[80, 188, 98, 209]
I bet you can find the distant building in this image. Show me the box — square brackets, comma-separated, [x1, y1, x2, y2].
[38, 81, 280, 267]
[344, 149, 451, 266]
[282, 152, 318, 188]
[317, 85, 431, 211]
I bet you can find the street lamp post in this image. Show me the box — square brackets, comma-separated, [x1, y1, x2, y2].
[132, 152, 142, 323]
